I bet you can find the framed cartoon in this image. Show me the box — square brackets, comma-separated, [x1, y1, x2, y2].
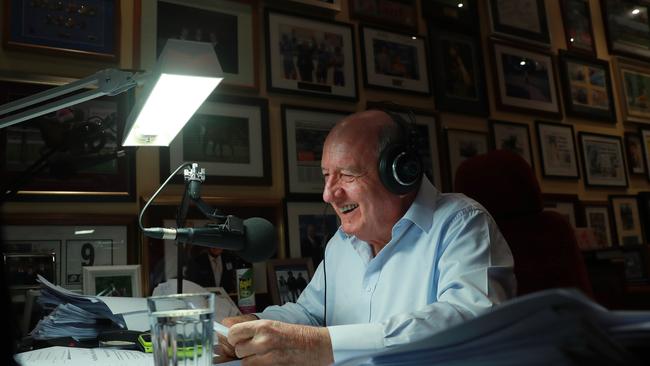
[640, 129, 650, 181]
[267, 258, 315, 306]
[282, 105, 350, 198]
[578, 132, 628, 188]
[542, 193, 579, 228]
[560, 0, 596, 56]
[288, 0, 342, 11]
[581, 201, 614, 248]
[265, 9, 358, 101]
[445, 129, 488, 189]
[488, 0, 550, 46]
[82, 265, 142, 297]
[359, 26, 430, 95]
[284, 201, 339, 267]
[159, 94, 270, 186]
[601, 0, 650, 61]
[3, 0, 120, 60]
[609, 195, 644, 246]
[535, 121, 579, 179]
[624, 132, 646, 176]
[612, 57, 650, 124]
[490, 39, 562, 119]
[488, 120, 534, 168]
[428, 27, 489, 116]
[0, 73, 136, 202]
[558, 51, 616, 122]
[349, 0, 417, 32]
[421, 0, 479, 32]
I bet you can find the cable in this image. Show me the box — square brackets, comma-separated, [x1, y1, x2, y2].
[138, 162, 192, 231]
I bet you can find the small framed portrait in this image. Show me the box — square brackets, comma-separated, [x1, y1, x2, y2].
[488, 120, 534, 168]
[488, 0, 550, 46]
[490, 38, 562, 119]
[640, 129, 650, 181]
[264, 9, 358, 101]
[612, 57, 650, 124]
[580, 201, 614, 248]
[359, 26, 430, 95]
[624, 132, 646, 176]
[159, 94, 271, 186]
[445, 129, 488, 189]
[428, 27, 489, 116]
[288, 0, 342, 11]
[542, 193, 579, 228]
[284, 201, 339, 267]
[560, 0, 596, 56]
[267, 258, 315, 306]
[82, 265, 142, 297]
[349, 0, 418, 32]
[2, 253, 56, 289]
[578, 132, 628, 188]
[601, 1, 650, 61]
[535, 121, 580, 179]
[558, 51, 616, 122]
[421, 0, 479, 33]
[609, 195, 644, 246]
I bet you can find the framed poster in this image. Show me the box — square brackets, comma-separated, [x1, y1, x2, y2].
[578, 132, 628, 188]
[159, 94, 270, 186]
[445, 129, 488, 189]
[359, 26, 430, 95]
[624, 132, 646, 176]
[581, 201, 614, 248]
[284, 201, 339, 267]
[560, 0, 597, 56]
[349, 0, 418, 32]
[601, 0, 650, 61]
[82, 265, 142, 297]
[488, 120, 534, 168]
[421, 0, 479, 33]
[267, 258, 315, 305]
[488, 0, 550, 46]
[542, 193, 579, 228]
[609, 195, 644, 246]
[612, 57, 650, 124]
[265, 9, 358, 101]
[535, 121, 579, 179]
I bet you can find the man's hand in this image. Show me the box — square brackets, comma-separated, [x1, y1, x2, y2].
[216, 314, 260, 360]
[227, 319, 333, 366]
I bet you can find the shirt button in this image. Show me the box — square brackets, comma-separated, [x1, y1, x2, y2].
[366, 287, 372, 293]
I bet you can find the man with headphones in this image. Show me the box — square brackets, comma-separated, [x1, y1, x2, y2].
[219, 109, 516, 365]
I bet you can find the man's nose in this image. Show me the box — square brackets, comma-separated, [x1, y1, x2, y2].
[323, 178, 338, 203]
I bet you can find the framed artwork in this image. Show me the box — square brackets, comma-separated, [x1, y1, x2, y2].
[609, 195, 644, 246]
[558, 51, 616, 122]
[284, 201, 339, 268]
[488, 120, 534, 168]
[2, 214, 136, 291]
[640, 129, 650, 180]
[288, 0, 342, 11]
[359, 26, 430, 95]
[428, 27, 489, 116]
[2, 0, 120, 61]
[282, 105, 350, 198]
[264, 9, 358, 101]
[578, 132, 628, 187]
[159, 94, 270, 186]
[490, 38, 562, 119]
[488, 0, 550, 46]
[542, 193, 579, 228]
[624, 132, 646, 176]
[619, 246, 649, 281]
[2, 253, 56, 290]
[560, 0, 596, 56]
[601, 0, 650, 61]
[82, 265, 142, 297]
[349, 0, 418, 32]
[0, 74, 136, 202]
[267, 258, 315, 305]
[445, 129, 488, 189]
[636, 191, 650, 243]
[535, 121, 580, 179]
[581, 201, 614, 248]
[612, 57, 650, 124]
[421, 0, 479, 33]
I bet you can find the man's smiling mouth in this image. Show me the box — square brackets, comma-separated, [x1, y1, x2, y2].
[341, 204, 359, 214]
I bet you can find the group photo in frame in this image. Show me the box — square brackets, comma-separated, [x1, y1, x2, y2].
[421, 0, 479, 33]
[609, 195, 644, 246]
[82, 264, 142, 297]
[601, 0, 650, 61]
[581, 201, 614, 248]
[348, 0, 417, 32]
[560, 0, 597, 56]
[284, 200, 339, 268]
[444, 129, 488, 189]
[612, 57, 650, 124]
[535, 120, 580, 179]
[578, 132, 628, 188]
[488, 120, 534, 168]
[267, 258, 315, 306]
[624, 132, 646, 176]
[488, 0, 550, 46]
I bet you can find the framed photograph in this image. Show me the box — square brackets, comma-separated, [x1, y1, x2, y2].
[349, 0, 417, 32]
[620, 246, 649, 281]
[636, 191, 650, 242]
[612, 57, 650, 124]
[2, 253, 56, 290]
[267, 258, 315, 305]
[488, 0, 550, 46]
[288, 0, 342, 11]
[578, 132, 628, 187]
[624, 132, 646, 176]
[640, 129, 650, 180]
[421, 0, 479, 33]
[601, 0, 650, 61]
[581, 201, 614, 248]
[428, 27, 489, 116]
[284, 201, 339, 267]
[535, 121, 580, 179]
[282, 105, 350, 198]
[560, 0, 596, 56]
[2, 214, 136, 291]
[445, 129, 488, 189]
[490, 38, 562, 119]
[558, 51, 616, 122]
[2, 0, 120, 60]
[542, 193, 579, 228]
[0, 73, 136, 202]
[159, 94, 271, 186]
[609, 195, 644, 246]
[359, 26, 430, 95]
[82, 265, 141, 297]
[265, 9, 358, 101]
[488, 120, 534, 168]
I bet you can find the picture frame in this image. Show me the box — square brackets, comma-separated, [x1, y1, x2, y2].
[601, 0, 650, 61]
[264, 9, 358, 101]
[624, 132, 646, 176]
[640, 128, 650, 180]
[580, 201, 614, 248]
[611, 57, 650, 124]
[578, 132, 628, 188]
[542, 193, 579, 228]
[82, 264, 142, 297]
[284, 201, 339, 268]
[557, 51, 616, 122]
[159, 94, 271, 186]
[490, 38, 562, 119]
[560, 0, 597, 56]
[3, 252, 57, 290]
[349, 0, 418, 32]
[0, 73, 136, 202]
[421, 0, 479, 33]
[359, 26, 430, 95]
[428, 27, 489, 116]
[609, 195, 644, 246]
[488, 0, 550, 46]
[282, 105, 350, 198]
[535, 121, 580, 179]
[2, 0, 120, 61]
[444, 129, 488, 189]
[636, 191, 650, 243]
[288, 0, 342, 11]
[488, 120, 534, 168]
[267, 258, 315, 306]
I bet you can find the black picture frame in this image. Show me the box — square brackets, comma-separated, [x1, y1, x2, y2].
[535, 120, 580, 179]
[580, 200, 615, 248]
[488, 120, 534, 169]
[421, 0, 479, 33]
[611, 57, 650, 125]
[267, 258, 315, 305]
[641, 128, 650, 181]
[560, 0, 597, 56]
[283, 200, 339, 267]
[348, 0, 418, 32]
[624, 132, 646, 176]
[601, 0, 650, 61]
[578, 132, 628, 188]
[488, 0, 550, 46]
[636, 191, 650, 243]
[609, 194, 644, 246]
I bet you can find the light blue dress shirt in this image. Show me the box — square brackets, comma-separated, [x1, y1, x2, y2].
[257, 178, 516, 361]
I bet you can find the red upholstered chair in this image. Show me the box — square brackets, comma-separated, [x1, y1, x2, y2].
[454, 150, 594, 298]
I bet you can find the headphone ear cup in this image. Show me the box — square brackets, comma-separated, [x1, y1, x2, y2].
[378, 144, 422, 195]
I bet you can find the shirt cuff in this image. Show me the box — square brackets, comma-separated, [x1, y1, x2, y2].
[327, 323, 384, 362]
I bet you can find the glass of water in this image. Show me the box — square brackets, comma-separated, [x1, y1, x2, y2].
[147, 292, 215, 366]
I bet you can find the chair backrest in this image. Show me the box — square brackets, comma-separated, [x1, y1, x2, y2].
[455, 150, 593, 297]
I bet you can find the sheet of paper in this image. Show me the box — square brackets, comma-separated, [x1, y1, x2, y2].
[15, 346, 152, 366]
